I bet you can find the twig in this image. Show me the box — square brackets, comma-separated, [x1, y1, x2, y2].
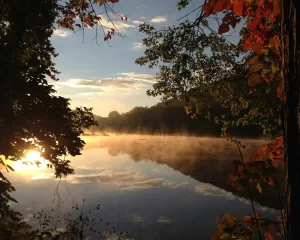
[234, 138, 263, 240]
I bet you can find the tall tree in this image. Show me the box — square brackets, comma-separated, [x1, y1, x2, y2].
[0, 0, 105, 235]
[281, 1, 300, 239]
[167, 0, 299, 239]
[136, 22, 281, 139]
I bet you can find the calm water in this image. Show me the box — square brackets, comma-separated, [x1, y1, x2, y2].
[8, 135, 280, 239]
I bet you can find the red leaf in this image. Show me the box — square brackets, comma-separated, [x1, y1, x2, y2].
[229, 17, 237, 28]
[218, 23, 230, 34]
[222, 14, 231, 22]
[202, 1, 214, 16]
[232, 0, 244, 16]
[214, 0, 226, 13]
[248, 18, 260, 30]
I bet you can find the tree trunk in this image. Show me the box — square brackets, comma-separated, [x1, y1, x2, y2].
[281, 0, 300, 239]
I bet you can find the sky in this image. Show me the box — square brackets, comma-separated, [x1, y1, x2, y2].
[50, 0, 205, 117]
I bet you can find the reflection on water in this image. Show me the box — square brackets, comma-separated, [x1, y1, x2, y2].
[8, 135, 280, 239]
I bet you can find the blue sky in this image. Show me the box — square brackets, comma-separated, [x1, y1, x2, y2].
[50, 0, 205, 116]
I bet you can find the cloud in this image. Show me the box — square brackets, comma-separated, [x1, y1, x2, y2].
[157, 217, 171, 224]
[132, 42, 145, 50]
[69, 170, 188, 191]
[132, 214, 144, 223]
[53, 29, 72, 37]
[100, 16, 135, 32]
[132, 20, 144, 25]
[120, 72, 156, 83]
[58, 72, 156, 90]
[140, 16, 147, 20]
[194, 183, 278, 213]
[150, 16, 167, 23]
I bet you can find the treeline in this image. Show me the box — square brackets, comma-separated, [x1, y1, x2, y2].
[90, 100, 264, 138]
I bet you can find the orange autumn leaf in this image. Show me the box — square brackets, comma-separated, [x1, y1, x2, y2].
[243, 216, 253, 227]
[202, 1, 215, 16]
[264, 232, 276, 240]
[256, 182, 262, 193]
[248, 73, 261, 86]
[246, 55, 259, 65]
[268, 176, 276, 187]
[211, 232, 218, 240]
[232, 0, 244, 16]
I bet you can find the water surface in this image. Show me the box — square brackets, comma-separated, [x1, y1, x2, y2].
[9, 135, 280, 239]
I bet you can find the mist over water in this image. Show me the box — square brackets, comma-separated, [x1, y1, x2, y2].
[8, 135, 279, 239]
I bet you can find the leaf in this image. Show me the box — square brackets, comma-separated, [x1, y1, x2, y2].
[218, 23, 230, 34]
[256, 182, 262, 194]
[202, 1, 215, 16]
[268, 176, 275, 186]
[214, 0, 226, 13]
[232, 0, 244, 16]
[7, 165, 15, 172]
[248, 73, 261, 86]
[211, 232, 218, 240]
[246, 55, 259, 65]
[249, 63, 262, 72]
[252, 43, 263, 54]
[264, 232, 275, 240]
[229, 17, 237, 28]
[243, 216, 253, 227]
[248, 18, 260, 31]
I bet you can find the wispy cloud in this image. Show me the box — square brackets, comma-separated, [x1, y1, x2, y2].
[194, 183, 278, 213]
[150, 16, 167, 23]
[58, 72, 156, 90]
[132, 214, 144, 223]
[140, 16, 147, 20]
[157, 217, 171, 224]
[132, 20, 144, 25]
[53, 29, 72, 37]
[132, 42, 145, 50]
[100, 16, 135, 32]
[69, 170, 188, 191]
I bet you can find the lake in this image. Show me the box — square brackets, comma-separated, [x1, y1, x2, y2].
[8, 135, 280, 239]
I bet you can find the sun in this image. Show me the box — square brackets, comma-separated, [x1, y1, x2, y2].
[25, 150, 41, 161]
[9, 150, 49, 172]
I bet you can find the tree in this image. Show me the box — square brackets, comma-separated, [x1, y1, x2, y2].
[0, 0, 101, 235]
[281, 1, 300, 239]
[147, 0, 298, 239]
[136, 22, 281, 139]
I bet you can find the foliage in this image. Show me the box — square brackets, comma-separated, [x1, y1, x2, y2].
[212, 213, 282, 240]
[0, 0, 97, 235]
[136, 21, 281, 138]
[91, 99, 266, 137]
[54, 0, 126, 41]
[199, 0, 282, 99]
[1, 200, 130, 240]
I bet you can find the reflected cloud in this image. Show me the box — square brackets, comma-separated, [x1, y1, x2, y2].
[69, 170, 189, 191]
[157, 217, 171, 224]
[194, 183, 278, 213]
[132, 214, 144, 223]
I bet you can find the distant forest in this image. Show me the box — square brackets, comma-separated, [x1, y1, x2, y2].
[90, 100, 264, 138]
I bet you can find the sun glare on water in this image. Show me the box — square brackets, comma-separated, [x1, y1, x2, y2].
[10, 150, 49, 172]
